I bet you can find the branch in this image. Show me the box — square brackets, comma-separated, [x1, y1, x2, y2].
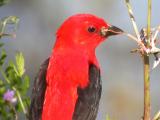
[124, 0, 141, 41]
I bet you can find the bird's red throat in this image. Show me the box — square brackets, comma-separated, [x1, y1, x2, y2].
[42, 47, 98, 120]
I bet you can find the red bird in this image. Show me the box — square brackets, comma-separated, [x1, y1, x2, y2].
[29, 14, 123, 120]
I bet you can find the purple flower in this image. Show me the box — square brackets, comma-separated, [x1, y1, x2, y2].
[3, 90, 17, 103]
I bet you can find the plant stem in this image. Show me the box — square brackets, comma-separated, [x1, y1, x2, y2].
[0, 67, 27, 116]
[124, 0, 141, 41]
[143, 55, 151, 120]
[147, 0, 152, 46]
[143, 0, 152, 120]
[12, 87, 27, 115]
[8, 102, 18, 120]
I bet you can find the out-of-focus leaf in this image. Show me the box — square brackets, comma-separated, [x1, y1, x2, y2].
[1, 16, 19, 25]
[5, 61, 14, 76]
[0, 0, 10, 6]
[20, 75, 30, 95]
[0, 14, 31, 119]
[0, 16, 19, 37]
[5, 61, 19, 87]
[0, 80, 5, 95]
[106, 115, 111, 120]
[15, 52, 25, 77]
[24, 97, 30, 110]
[0, 49, 7, 66]
[15, 100, 22, 112]
[24, 75, 30, 88]
[0, 42, 4, 47]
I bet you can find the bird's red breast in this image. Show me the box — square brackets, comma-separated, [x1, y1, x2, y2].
[42, 48, 90, 120]
[42, 14, 108, 120]
[41, 14, 123, 120]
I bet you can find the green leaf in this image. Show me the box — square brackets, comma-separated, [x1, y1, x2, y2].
[24, 97, 30, 109]
[5, 61, 19, 86]
[24, 75, 30, 88]
[15, 52, 25, 77]
[0, 42, 4, 47]
[21, 75, 30, 94]
[0, 0, 10, 6]
[0, 80, 5, 94]
[0, 49, 7, 66]
[0, 79, 3, 85]
[15, 101, 22, 112]
[24, 75, 30, 84]
[5, 61, 15, 77]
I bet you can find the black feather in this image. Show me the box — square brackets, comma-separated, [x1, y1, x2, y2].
[29, 58, 49, 120]
[72, 64, 102, 120]
[29, 61, 101, 120]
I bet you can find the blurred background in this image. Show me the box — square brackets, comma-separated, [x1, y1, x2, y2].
[0, 0, 160, 120]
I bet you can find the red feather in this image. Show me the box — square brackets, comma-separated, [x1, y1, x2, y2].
[42, 14, 108, 120]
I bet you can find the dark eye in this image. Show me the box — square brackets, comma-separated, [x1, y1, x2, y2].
[88, 26, 96, 33]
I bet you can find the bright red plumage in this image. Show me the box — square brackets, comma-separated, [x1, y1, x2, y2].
[42, 14, 109, 120]
[29, 13, 123, 120]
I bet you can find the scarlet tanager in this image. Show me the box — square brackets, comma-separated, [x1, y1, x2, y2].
[29, 14, 123, 120]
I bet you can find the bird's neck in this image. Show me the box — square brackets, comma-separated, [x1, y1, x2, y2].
[53, 45, 99, 67]
[42, 46, 99, 120]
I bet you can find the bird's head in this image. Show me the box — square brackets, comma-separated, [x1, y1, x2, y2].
[55, 14, 123, 50]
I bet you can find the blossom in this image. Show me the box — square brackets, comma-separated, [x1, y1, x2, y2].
[3, 89, 17, 103]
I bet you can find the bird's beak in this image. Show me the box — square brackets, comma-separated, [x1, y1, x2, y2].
[100, 25, 123, 37]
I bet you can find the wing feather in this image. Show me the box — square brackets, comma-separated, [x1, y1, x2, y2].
[72, 64, 102, 120]
[29, 58, 49, 120]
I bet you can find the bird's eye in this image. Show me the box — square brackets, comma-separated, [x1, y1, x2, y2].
[88, 26, 96, 33]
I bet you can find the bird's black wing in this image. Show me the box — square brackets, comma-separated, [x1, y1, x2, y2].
[72, 64, 102, 120]
[29, 58, 49, 120]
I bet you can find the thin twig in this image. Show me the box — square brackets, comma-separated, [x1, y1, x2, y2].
[147, 0, 152, 46]
[124, 32, 139, 42]
[152, 26, 160, 41]
[124, 32, 147, 52]
[0, 32, 16, 38]
[124, 0, 141, 41]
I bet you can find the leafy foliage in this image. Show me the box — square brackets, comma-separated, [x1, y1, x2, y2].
[0, 16, 30, 120]
[0, 0, 10, 6]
